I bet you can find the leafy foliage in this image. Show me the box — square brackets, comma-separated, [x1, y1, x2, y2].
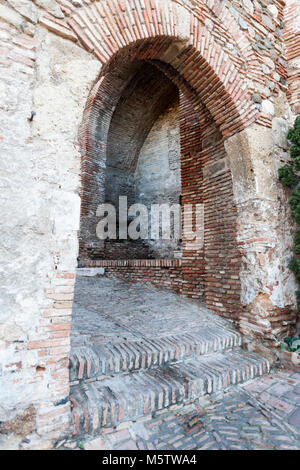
[294, 156, 300, 172]
[292, 205, 300, 225]
[287, 116, 300, 169]
[290, 144, 300, 158]
[278, 164, 297, 187]
[278, 116, 300, 188]
[297, 290, 300, 310]
[294, 156, 300, 171]
[287, 115, 300, 145]
[281, 335, 300, 354]
[289, 188, 300, 223]
[294, 230, 300, 245]
[289, 188, 300, 209]
[289, 258, 300, 282]
[278, 115, 300, 319]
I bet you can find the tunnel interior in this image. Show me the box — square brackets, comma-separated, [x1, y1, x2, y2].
[101, 61, 183, 259]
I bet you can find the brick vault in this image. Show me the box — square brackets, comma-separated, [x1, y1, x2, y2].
[0, 0, 299, 449]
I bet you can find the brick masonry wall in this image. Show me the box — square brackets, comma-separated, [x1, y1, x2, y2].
[201, 133, 241, 320]
[84, 239, 151, 260]
[0, 0, 299, 448]
[283, 0, 300, 114]
[180, 93, 205, 299]
[85, 259, 183, 294]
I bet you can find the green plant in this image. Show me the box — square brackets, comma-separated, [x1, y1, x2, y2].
[280, 335, 300, 354]
[297, 290, 300, 310]
[287, 115, 300, 148]
[293, 231, 300, 255]
[289, 257, 300, 281]
[279, 116, 300, 190]
[278, 164, 297, 187]
[278, 115, 300, 315]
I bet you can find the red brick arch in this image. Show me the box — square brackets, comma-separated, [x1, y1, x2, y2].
[77, 32, 244, 319]
[78, 57, 182, 249]
[78, 25, 257, 234]
[69, 0, 258, 137]
[73, 0, 259, 316]
[200, 0, 258, 75]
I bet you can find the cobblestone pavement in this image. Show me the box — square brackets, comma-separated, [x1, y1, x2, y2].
[60, 369, 300, 450]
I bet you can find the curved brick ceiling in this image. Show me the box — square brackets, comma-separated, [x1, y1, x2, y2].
[106, 61, 178, 173]
[79, 50, 215, 218]
[39, 0, 295, 127]
[58, 0, 260, 136]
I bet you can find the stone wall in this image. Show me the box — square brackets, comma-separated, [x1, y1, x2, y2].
[0, 0, 299, 448]
[103, 65, 181, 259]
[135, 98, 182, 258]
[0, 1, 100, 447]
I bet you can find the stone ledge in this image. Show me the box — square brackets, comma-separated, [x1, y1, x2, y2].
[82, 259, 182, 268]
[76, 268, 105, 276]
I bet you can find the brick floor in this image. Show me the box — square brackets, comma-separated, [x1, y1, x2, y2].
[60, 369, 300, 450]
[64, 276, 299, 449]
[69, 276, 270, 435]
[71, 275, 240, 349]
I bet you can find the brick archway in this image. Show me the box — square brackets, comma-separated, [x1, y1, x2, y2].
[78, 27, 259, 220]
[73, 0, 261, 238]
[78, 32, 245, 320]
[60, 0, 266, 321]
[2, 0, 299, 449]
[39, 0, 294, 443]
[64, 0, 260, 129]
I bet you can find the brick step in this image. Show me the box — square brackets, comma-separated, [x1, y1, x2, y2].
[69, 325, 242, 383]
[70, 349, 270, 436]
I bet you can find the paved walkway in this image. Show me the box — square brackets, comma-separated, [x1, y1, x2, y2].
[62, 275, 300, 450]
[60, 369, 300, 450]
[71, 275, 238, 348]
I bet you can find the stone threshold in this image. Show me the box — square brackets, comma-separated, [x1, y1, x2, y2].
[82, 259, 182, 267]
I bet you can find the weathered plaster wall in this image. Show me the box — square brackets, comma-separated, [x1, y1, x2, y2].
[0, 10, 99, 447]
[105, 63, 178, 207]
[135, 100, 181, 203]
[225, 100, 297, 341]
[135, 99, 181, 257]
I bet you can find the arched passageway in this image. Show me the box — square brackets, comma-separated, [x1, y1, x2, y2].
[78, 39, 243, 318]
[88, 61, 182, 260]
[68, 40, 258, 435]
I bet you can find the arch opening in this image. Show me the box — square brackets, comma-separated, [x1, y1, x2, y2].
[103, 62, 182, 260]
[78, 38, 242, 318]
